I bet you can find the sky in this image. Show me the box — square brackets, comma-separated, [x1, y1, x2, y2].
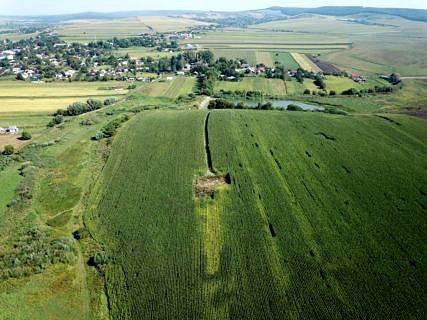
[0, 0, 426, 15]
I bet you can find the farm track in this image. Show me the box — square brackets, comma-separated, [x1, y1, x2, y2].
[199, 96, 211, 110]
[401, 76, 427, 79]
[0, 94, 124, 99]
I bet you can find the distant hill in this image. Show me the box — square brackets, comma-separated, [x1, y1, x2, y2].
[0, 10, 203, 23]
[268, 6, 427, 22]
[0, 6, 426, 24]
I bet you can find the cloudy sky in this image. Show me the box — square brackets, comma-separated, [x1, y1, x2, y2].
[0, 0, 426, 15]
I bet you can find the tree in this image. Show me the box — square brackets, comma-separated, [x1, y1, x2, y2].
[198, 50, 214, 64]
[19, 131, 32, 140]
[2, 145, 14, 155]
[287, 104, 303, 111]
[88, 251, 108, 267]
[314, 75, 326, 90]
[389, 73, 401, 85]
[296, 69, 304, 83]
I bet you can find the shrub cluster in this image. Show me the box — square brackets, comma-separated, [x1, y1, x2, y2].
[55, 99, 104, 117]
[208, 99, 278, 111]
[342, 86, 393, 96]
[92, 114, 130, 140]
[0, 229, 77, 279]
[0, 154, 13, 171]
[47, 115, 63, 127]
[19, 131, 32, 140]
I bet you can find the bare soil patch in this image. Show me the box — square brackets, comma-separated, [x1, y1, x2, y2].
[194, 174, 230, 198]
[0, 135, 27, 151]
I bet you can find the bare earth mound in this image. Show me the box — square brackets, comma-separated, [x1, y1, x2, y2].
[194, 174, 230, 197]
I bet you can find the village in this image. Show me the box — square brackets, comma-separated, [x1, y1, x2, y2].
[0, 33, 373, 86]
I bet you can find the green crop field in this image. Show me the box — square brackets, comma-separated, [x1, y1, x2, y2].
[214, 78, 287, 95]
[255, 52, 274, 66]
[85, 109, 427, 319]
[0, 81, 128, 113]
[271, 52, 300, 69]
[212, 50, 280, 66]
[139, 77, 196, 98]
[212, 49, 257, 64]
[57, 17, 210, 42]
[323, 76, 390, 93]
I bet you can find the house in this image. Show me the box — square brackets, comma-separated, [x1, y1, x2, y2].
[351, 73, 365, 83]
[0, 126, 19, 135]
[257, 66, 266, 74]
[9, 126, 19, 134]
[183, 44, 196, 50]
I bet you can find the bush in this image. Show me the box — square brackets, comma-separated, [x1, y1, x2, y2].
[303, 89, 311, 95]
[208, 99, 236, 109]
[287, 104, 303, 111]
[257, 102, 273, 110]
[48, 115, 63, 127]
[19, 131, 32, 141]
[104, 98, 118, 106]
[91, 131, 105, 141]
[72, 227, 90, 240]
[329, 90, 336, 96]
[87, 99, 103, 110]
[342, 88, 359, 96]
[88, 251, 108, 267]
[2, 145, 14, 155]
[80, 119, 94, 126]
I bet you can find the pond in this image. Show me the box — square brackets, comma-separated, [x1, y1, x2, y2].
[233, 99, 324, 111]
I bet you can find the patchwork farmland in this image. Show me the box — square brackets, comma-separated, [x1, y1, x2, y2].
[57, 16, 210, 42]
[182, 28, 352, 53]
[1, 5, 427, 320]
